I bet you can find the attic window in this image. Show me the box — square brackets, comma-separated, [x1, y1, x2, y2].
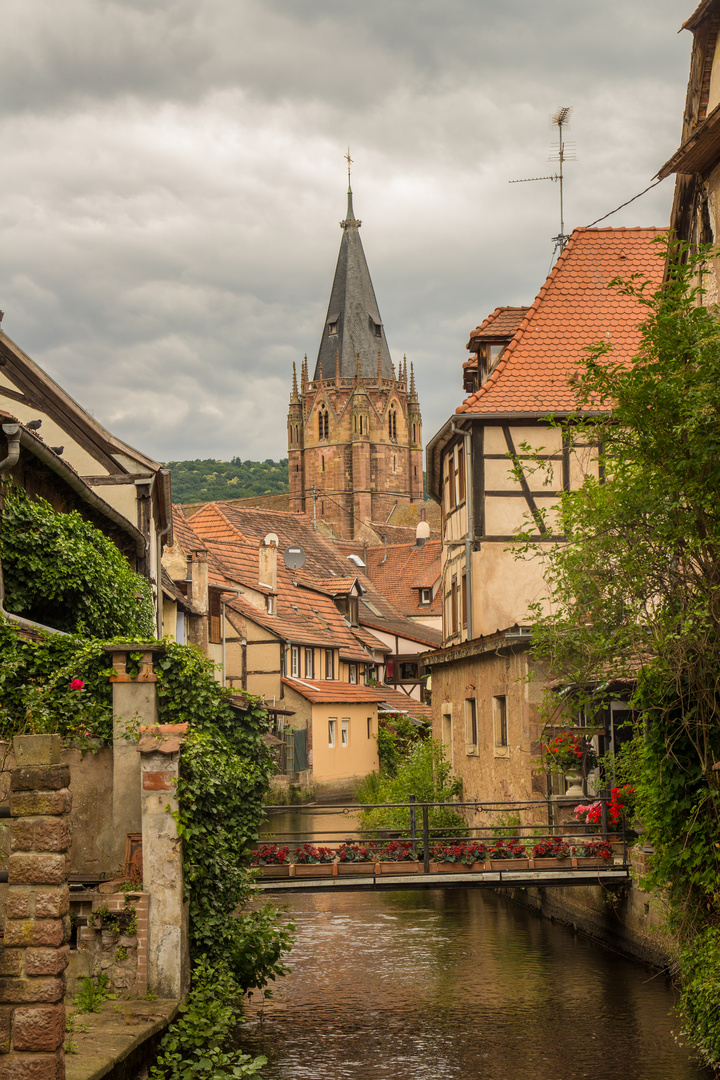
[420, 588, 432, 605]
[369, 315, 382, 338]
[328, 313, 340, 336]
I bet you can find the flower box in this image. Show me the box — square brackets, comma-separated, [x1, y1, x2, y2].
[489, 858, 530, 871]
[259, 865, 290, 879]
[292, 863, 335, 878]
[375, 861, 421, 875]
[572, 857, 609, 869]
[532, 858, 572, 870]
[336, 862, 374, 876]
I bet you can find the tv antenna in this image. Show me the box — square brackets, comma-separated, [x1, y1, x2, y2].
[510, 106, 575, 258]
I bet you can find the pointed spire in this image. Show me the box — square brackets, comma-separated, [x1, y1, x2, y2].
[290, 361, 299, 402]
[301, 354, 308, 393]
[409, 361, 416, 396]
[391, 361, 396, 383]
[335, 348, 341, 386]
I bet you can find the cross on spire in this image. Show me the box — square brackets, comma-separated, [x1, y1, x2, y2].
[345, 147, 353, 191]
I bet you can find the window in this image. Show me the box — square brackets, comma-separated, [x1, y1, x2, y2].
[290, 646, 299, 678]
[465, 699, 478, 753]
[348, 595, 359, 625]
[367, 717, 373, 739]
[328, 719, 336, 748]
[322, 455, 325, 472]
[458, 444, 466, 503]
[399, 660, 419, 681]
[329, 321, 338, 336]
[348, 664, 357, 684]
[389, 409, 397, 439]
[365, 665, 376, 686]
[420, 588, 432, 605]
[341, 718, 349, 747]
[441, 704, 453, 758]
[209, 591, 222, 645]
[448, 454, 456, 510]
[451, 580, 458, 635]
[304, 648, 314, 679]
[266, 595, 276, 616]
[494, 695, 509, 754]
[318, 408, 329, 439]
[325, 649, 334, 680]
[461, 573, 467, 627]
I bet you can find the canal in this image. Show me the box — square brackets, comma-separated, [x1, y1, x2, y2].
[237, 809, 711, 1079]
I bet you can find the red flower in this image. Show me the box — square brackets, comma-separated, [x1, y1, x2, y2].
[70, 679, 85, 691]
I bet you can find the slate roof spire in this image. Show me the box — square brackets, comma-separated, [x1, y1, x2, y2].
[314, 170, 394, 381]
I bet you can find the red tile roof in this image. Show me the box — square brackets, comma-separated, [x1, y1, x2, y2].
[457, 228, 667, 417]
[377, 686, 432, 720]
[364, 541, 442, 617]
[281, 677, 388, 704]
[466, 306, 530, 348]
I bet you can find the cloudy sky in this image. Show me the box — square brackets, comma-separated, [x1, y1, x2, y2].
[0, 0, 693, 465]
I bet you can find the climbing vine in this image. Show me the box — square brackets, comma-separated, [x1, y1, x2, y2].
[0, 483, 154, 637]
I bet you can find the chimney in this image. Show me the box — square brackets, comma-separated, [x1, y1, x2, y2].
[188, 549, 209, 613]
[259, 533, 279, 592]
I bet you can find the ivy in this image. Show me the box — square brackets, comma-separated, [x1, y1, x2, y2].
[0, 483, 154, 637]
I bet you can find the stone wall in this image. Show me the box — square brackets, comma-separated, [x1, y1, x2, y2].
[0, 735, 71, 1080]
[73, 891, 149, 999]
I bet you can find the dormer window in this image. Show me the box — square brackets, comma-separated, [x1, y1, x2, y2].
[369, 315, 382, 338]
[328, 312, 340, 336]
[420, 588, 432, 605]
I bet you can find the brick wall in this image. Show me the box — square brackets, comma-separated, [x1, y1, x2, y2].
[75, 892, 149, 999]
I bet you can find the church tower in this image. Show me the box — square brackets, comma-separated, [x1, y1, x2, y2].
[287, 176, 424, 539]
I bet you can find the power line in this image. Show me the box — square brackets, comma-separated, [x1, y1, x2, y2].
[585, 177, 666, 229]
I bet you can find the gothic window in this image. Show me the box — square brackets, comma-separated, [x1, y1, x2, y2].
[318, 407, 329, 439]
[322, 455, 325, 473]
[389, 408, 397, 439]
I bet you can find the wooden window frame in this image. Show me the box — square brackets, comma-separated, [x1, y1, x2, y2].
[465, 698, 478, 753]
[325, 649, 334, 680]
[304, 647, 314, 679]
[290, 645, 299, 678]
[451, 580, 458, 635]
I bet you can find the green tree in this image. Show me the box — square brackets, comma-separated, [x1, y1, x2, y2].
[524, 240, 720, 1068]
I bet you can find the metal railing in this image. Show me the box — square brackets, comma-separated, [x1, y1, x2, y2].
[261, 792, 632, 875]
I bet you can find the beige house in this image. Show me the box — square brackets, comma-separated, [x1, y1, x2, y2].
[423, 227, 665, 804]
[161, 500, 438, 794]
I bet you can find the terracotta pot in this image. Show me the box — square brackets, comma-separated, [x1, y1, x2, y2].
[489, 858, 530, 871]
[292, 863, 335, 878]
[258, 865, 290, 879]
[375, 861, 421, 874]
[336, 862, 374, 875]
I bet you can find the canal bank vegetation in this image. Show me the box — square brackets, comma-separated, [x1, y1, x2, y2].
[356, 732, 467, 838]
[522, 241, 720, 1071]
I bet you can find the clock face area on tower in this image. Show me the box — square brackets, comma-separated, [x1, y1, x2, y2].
[287, 186, 423, 540]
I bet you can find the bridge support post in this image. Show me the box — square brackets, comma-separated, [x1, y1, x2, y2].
[422, 805, 430, 874]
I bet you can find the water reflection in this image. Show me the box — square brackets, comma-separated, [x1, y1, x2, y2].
[237, 888, 710, 1080]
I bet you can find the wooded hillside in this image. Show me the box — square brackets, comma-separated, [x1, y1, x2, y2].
[165, 458, 289, 504]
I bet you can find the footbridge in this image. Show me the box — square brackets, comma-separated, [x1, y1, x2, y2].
[255, 796, 633, 892]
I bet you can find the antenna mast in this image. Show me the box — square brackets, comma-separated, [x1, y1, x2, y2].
[509, 105, 575, 258]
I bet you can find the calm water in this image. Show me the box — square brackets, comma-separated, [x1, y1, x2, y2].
[243, 812, 711, 1080]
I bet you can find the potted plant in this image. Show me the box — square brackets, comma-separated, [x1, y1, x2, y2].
[544, 730, 598, 797]
[530, 837, 572, 869]
[572, 839, 613, 867]
[292, 843, 336, 877]
[487, 838, 529, 870]
[573, 785, 636, 835]
[251, 843, 291, 879]
[430, 841, 488, 872]
[375, 839, 422, 874]
[336, 842, 376, 875]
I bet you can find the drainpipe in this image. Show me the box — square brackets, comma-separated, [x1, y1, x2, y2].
[450, 418, 473, 641]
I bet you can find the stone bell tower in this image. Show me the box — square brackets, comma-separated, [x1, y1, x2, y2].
[287, 173, 424, 540]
